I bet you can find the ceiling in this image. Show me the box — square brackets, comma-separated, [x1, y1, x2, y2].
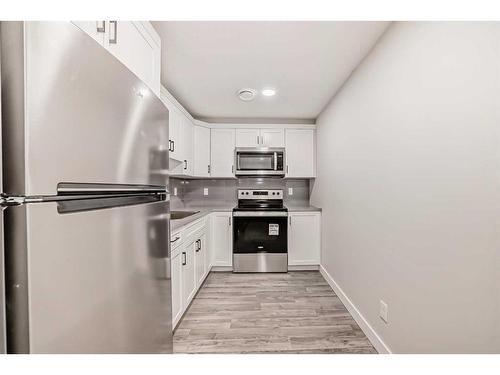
[151, 21, 390, 123]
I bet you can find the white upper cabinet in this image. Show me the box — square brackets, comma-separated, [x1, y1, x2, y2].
[235, 128, 284, 148]
[288, 212, 321, 266]
[168, 107, 183, 162]
[210, 129, 236, 178]
[71, 21, 161, 96]
[261, 129, 285, 147]
[71, 21, 106, 45]
[235, 129, 260, 147]
[285, 129, 316, 178]
[180, 116, 194, 175]
[104, 22, 161, 96]
[194, 125, 211, 177]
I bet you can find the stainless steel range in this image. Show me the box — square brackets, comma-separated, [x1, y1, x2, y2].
[232, 189, 288, 273]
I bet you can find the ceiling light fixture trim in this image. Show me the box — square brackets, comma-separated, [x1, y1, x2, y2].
[237, 88, 256, 101]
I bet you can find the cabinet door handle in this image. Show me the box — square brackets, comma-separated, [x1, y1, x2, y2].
[170, 236, 180, 243]
[289, 216, 292, 226]
[199, 239, 202, 250]
[96, 21, 105, 33]
[228, 217, 231, 226]
[168, 140, 172, 152]
[184, 160, 187, 170]
[208, 165, 211, 174]
[109, 21, 118, 44]
[182, 252, 186, 266]
[231, 165, 234, 174]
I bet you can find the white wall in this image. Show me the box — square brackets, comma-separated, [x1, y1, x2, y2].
[311, 22, 500, 353]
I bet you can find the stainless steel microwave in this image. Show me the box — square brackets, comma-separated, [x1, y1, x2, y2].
[235, 147, 285, 177]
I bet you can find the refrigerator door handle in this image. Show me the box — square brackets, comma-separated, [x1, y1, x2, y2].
[1, 183, 169, 213]
[57, 182, 168, 195]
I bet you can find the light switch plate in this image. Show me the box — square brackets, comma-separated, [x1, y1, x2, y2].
[379, 300, 388, 323]
[288, 187, 293, 195]
[173, 187, 177, 196]
[203, 188, 209, 196]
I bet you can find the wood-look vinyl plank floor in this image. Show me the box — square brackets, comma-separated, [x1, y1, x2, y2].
[173, 271, 377, 354]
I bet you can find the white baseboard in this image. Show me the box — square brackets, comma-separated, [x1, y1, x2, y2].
[211, 266, 233, 272]
[288, 265, 319, 271]
[319, 265, 392, 354]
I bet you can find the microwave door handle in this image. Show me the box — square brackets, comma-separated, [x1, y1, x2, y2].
[274, 152, 277, 171]
[237, 153, 241, 171]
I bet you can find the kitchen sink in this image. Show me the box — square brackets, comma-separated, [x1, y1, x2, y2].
[170, 211, 200, 220]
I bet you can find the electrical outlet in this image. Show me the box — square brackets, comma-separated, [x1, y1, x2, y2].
[173, 187, 177, 196]
[379, 300, 388, 323]
[203, 188, 209, 196]
[288, 187, 293, 195]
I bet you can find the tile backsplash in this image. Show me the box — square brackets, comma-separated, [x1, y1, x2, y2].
[170, 178, 310, 209]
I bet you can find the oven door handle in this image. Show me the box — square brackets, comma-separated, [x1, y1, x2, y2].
[232, 211, 288, 217]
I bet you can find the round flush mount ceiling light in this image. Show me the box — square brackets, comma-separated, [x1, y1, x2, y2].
[262, 88, 276, 97]
[237, 88, 256, 101]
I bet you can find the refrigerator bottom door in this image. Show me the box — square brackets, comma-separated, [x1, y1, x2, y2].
[17, 199, 171, 353]
[0, 207, 6, 353]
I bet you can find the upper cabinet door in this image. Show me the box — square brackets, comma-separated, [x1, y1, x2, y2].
[261, 129, 285, 147]
[210, 129, 235, 177]
[71, 21, 107, 45]
[71, 21, 106, 45]
[104, 21, 161, 96]
[285, 129, 316, 178]
[181, 116, 194, 175]
[167, 106, 183, 161]
[194, 125, 211, 177]
[235, 129, 260, 148]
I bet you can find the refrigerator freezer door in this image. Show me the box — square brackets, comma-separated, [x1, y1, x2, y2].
[23, 22, 169, 195]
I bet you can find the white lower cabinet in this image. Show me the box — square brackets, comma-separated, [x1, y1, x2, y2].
[195, 233, 207, 287]
[211, 212, 233, 267]
[288, 212, 321, 266]
[181, 239, 197, 306]
[171, 216, 212, 328]
[171, 250, 183, 327]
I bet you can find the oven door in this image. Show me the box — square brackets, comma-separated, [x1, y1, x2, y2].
[233, 214, 288, 254]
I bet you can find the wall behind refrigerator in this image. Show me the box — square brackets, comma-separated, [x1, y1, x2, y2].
[311, 22, 500, 353]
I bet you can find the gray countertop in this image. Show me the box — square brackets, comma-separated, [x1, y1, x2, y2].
[170, 206, 232, 232]
[285, 204, 322, 212]
[170, 204, 321, 233]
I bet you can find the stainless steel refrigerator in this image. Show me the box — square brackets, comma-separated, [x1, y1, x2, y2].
[0, 22, 172, 353]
